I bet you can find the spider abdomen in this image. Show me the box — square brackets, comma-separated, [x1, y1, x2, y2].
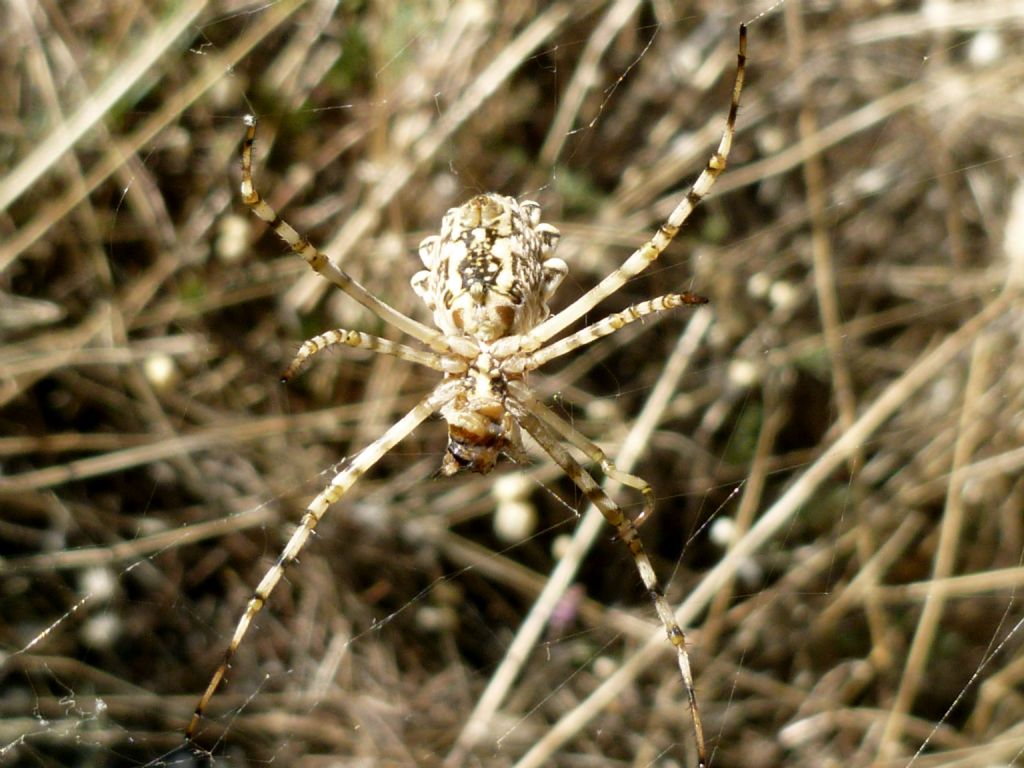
[411, 193, 568, 342]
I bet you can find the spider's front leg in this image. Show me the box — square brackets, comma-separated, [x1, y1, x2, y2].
[507, 396, 707, 767]
[186, 381, 458, 742]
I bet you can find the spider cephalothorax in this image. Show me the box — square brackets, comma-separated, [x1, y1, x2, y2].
[437, 351, 521, 476]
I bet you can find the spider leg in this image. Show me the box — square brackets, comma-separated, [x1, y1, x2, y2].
[526, 24, 746, 346]
[241, 116, 449, 353]
[518, 292, 707, 373]
[508, 380, 656, 526]
[186, 380, 458, 742]
[508, 396, 707, 767]
[281, 327, 458, 382]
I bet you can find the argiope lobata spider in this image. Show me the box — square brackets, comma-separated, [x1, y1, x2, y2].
[187, 25, 747, 768]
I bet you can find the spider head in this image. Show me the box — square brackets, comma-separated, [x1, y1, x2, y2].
[438, 378, 520, 476]
[411, 194, 568, 343]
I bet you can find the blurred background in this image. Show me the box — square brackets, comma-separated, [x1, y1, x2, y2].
[2, 1, 1023, 766]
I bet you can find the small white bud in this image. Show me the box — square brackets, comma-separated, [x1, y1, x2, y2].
[493, 500, 537, 543]
[143, 352, 178, 390]
[728, 359, 760, 387]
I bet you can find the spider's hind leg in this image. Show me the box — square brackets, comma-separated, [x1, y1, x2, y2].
[240, 117, 449, 352]
[525, 23, 747, 347]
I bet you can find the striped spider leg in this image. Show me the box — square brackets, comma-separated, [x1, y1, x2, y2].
[514, 291, 708, 527]
[281, 328, 448, 382]
[525, 25, 747, 349]
[185, 380, 457, 742]
[238, 115, 451, 355]
[188, 25, 747, 768]
[505, 384, 709, 752]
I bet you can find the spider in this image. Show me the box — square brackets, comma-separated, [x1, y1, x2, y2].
[187, 25, 747, 768]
